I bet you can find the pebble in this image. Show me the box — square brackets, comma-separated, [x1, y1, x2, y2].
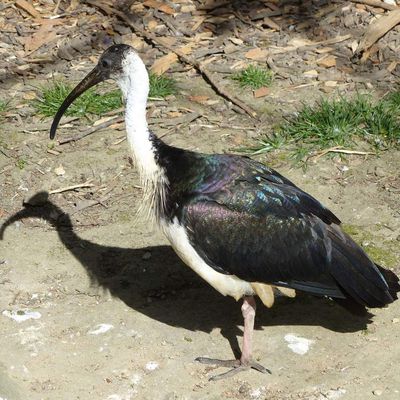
[88, 323, 114, 335]
[2, 309, 41, 322]
[284, 334, 314, 355]
[392, 318, 399, 324]
[142, 252, 152, 260]
[373, 389, 383, 396]
[145, 361, 159, 371]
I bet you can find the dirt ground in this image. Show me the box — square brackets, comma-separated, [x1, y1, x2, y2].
[1, 1, 400, 399]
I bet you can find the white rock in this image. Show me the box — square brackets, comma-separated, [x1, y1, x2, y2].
[88, 323, 114, 335]
[2, 310, 41, 322]
[284, 334, 314, 355]
[145, 361, 159, 371]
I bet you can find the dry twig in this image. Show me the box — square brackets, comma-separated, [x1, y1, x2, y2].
[58, 116, 124, 145]
[354, 8, 400, 61]
[49, 182, 94, 194]
[348, 0, 397, 11]
[310, 146, 376, 162]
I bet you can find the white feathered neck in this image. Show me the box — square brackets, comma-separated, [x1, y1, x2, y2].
[117, 51, 168, 220]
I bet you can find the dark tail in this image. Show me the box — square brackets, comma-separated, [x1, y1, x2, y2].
[328, 226, 399, 310]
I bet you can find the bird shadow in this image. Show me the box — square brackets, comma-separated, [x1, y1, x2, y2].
[0, 192, 373, 357]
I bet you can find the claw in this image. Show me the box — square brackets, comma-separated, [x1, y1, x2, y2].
[196, 356, 271, 381]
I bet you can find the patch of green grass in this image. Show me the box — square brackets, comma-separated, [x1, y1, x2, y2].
[33, 81, 122, 118]
[15, 158, 27, 170]
[33, 75, 176, 118]
[250, 93, 400, 163]
[149, 73, 176, 98]
[232, 65, 274, 90]
[382, 91, 400, 115]
[0, 99, 7, 113]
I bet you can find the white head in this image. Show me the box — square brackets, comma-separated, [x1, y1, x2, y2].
[50, 44, 149, 139]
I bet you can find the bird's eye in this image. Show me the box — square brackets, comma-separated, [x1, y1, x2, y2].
[101, 59, 110, 68]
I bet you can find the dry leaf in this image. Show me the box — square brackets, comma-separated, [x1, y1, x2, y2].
[150, 53, 178, 75]
[245, 48, 268, 60]
[15, 0, 41, 18]
[254, 87, 269, 98]
[317, 55, 336, 68]
[188, 95, 209, 104]
[143, 0, 175, 15]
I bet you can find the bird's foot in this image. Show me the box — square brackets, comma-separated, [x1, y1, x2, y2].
[195, 357, 271, 381]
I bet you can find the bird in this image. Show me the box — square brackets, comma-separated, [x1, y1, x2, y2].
[50, 44, 399, 380]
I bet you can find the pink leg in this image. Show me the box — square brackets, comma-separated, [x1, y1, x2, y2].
[240, 296, 256, 364]
[196, 296, 271, 381]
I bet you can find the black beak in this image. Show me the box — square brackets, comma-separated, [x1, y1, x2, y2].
[50, 66, 106, 139]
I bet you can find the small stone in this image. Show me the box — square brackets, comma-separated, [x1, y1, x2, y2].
[373, 389, 383, 396]
[324, 80, 337, 87]
[145, 361, 159, 371]
[392, 318, 399, 324]
[54, 165, 65, 176]
[142, 252, 152, 260]
[230, 37, 243, 45]
[303, 69, 318, 78]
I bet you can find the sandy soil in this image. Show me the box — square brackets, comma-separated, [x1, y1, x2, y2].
[1, 57, 400, 400]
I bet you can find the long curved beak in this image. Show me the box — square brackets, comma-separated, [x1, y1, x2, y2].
[50, 66, 106, 139]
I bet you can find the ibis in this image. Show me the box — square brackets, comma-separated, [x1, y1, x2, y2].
[50, 44, 399, 380]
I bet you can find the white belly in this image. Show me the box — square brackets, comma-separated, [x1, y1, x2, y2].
[160, 218, 254, 301]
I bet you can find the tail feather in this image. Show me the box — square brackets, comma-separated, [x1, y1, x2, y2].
[328, 227, 397, 308]
[375, 264, 400, 301]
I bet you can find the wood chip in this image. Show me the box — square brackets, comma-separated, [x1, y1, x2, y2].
[317, 55, 337, 68]
[23, 20, 60, 54]
[303, 69, 319, 77]
[15, 0, 41, 18]
[245, 47, 268, 60]
[148, 20, 158, 31]
[315, 47, 334, 54]
[230, 37, 243, 45]
[191, 16, 206, 31]
[263, 17, 280, 30]
[350, 0, 397, 11]
[150, 53, 178, 75]
[387, 60, 398, 72]
[355, 9, 400, 58]
[324, 80, 338, 87]
[143, 0, 175, 15]
[254, 87, 269, 98]
[188, 95, 210, 104]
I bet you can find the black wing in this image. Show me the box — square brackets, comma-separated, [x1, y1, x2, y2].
[178, 161, 394, 307]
